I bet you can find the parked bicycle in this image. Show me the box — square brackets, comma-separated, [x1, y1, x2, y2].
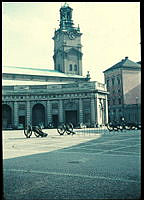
[57, 122, 75, 135]
[24, 124, 48, 138]
[106, 120, 141, 132]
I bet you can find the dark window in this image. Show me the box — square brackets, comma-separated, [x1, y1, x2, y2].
[74, 64, 77, 71]
[117, 78, 120, 84]
[118, 98, 121, 104]
[106, 79, 109, 87]
[69, 64, 72, 71]
[112, 78, 115, 85]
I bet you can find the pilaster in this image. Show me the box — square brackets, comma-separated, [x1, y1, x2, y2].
[104, 96, 109, 124]
[26, 101, 31, 125]
[90, 98, 96, 124]
[14, 101, 18, 127]
[79, 98, 83, 123]
[47, 100, 52, 124]
[59, 99, 64, 123]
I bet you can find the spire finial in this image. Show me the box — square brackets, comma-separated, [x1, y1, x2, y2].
[64, 2, 69, 7]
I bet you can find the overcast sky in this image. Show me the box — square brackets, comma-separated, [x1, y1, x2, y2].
[2, 2, 140, 83]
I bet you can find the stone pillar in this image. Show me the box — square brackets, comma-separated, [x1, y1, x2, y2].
[95, 97, 98, 124]
[101, 99, 105, 125]
[90, 98, 96, 124]
[47, 100, 52, 124]
[79, 98, 83, 123]
[105, 96, 108, 124]
[59, 99, 63, 123]
[14, 101, 18, 127]
[26, 101, 31, 125]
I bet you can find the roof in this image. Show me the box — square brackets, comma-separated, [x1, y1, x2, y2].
[2, 66, 85, 79]
[103, 57, 141, 73]
[2, 79, 72, 86]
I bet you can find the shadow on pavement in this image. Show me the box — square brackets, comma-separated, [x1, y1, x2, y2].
[3, 132, 141, 200]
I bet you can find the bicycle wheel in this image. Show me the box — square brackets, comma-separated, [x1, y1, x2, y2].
[66, 123, 73, 134]
[57, 123, 66, 135]
[106, 123, 113, 131]
[33, 131, 40, 137]
[24, 125, 32, 138]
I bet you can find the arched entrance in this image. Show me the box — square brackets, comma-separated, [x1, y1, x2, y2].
[32, 103, 45, 127]
[2, 104, 12, 129]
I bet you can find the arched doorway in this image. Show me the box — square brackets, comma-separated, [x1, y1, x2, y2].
[32, 103, 45, 127]
[2, 104, 12, 129]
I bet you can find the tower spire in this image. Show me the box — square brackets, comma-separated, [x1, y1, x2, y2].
[64, 2, 69, 7]
[59, 3, 74, 30]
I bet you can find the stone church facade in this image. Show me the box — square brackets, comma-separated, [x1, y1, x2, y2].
[2, 3, 108, 129]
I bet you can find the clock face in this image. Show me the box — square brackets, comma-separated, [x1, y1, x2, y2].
[68, 32, 76, 40]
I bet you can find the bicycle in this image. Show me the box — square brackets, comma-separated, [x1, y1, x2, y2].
[57, 122, 75, 135]
[24, 124, 48, 138]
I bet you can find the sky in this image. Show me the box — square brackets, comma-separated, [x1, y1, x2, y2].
[2, 2, 140, 83]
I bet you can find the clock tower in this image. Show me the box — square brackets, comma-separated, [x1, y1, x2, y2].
[53, 3, 83, 75]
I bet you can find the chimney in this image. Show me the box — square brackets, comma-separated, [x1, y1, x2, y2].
[125, 56, 128, 60]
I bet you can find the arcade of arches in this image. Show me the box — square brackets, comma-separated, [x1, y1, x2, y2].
[2, 97, 108, 129]
[2, 104, 12, 129]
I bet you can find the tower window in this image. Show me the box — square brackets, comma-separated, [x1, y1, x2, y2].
[69, 64, 72, 71]
[74, 64, 77, 71]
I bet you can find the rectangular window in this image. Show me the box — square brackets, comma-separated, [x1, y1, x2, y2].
[117, 77, 120, 85]
[106, 79, 109, 88]
[118, 98, 121, 104]
[112, 78, 115, 85]
[69, 64, 72, 71]
[74, 64, 77, 71]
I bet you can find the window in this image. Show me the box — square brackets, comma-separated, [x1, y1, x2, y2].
[74, 64, 77, 71]
[112, 78, 115, 85]
[106, 79, 109, 88]
[118, 98, 121, 104]
[69, 64, 72, 71]
[117, 77, 120, 85]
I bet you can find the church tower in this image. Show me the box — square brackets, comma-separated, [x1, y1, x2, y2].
[53, 3, 83, 75]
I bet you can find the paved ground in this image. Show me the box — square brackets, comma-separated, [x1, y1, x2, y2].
[3, 128, 141, 200]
